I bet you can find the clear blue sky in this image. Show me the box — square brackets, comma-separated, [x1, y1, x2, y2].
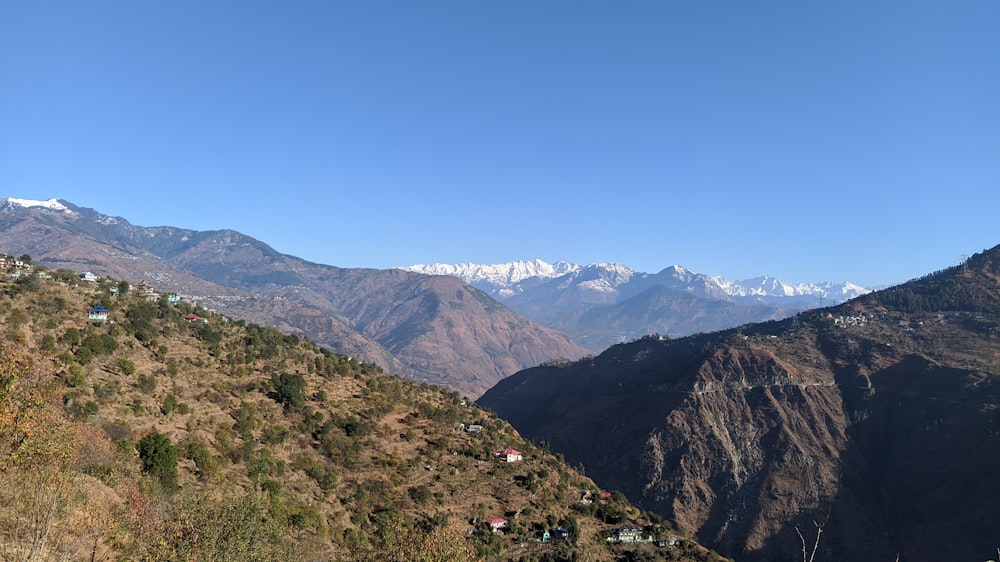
[2, 1, 997, 288]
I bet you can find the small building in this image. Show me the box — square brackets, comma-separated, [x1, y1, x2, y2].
[487, 518, 507, 532]
[167, 293, 181, 303]
[79, 272, 98, 282]
[607, 526, 646, 544]
[466, 424, 483, 434]
[88, 306, 109, 321]
[494, 447, 523, 462]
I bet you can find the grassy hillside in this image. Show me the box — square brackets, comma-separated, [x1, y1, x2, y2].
[0, 263, 725, 561]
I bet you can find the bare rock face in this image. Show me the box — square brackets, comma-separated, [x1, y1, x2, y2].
[640, 346, 848, 558]
[480, 245, 1000, 562]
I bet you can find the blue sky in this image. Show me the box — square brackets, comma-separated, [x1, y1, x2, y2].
[2, 1, 997, 288]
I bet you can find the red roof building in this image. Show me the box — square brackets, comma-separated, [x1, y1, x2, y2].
[494, 447, 523, 462]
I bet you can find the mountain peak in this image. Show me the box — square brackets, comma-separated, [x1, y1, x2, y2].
[2, 197, 75, 214]
[402, 259, 581, 298]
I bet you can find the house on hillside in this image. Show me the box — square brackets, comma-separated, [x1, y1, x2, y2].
[606, 526, 647, 544]
[79, 272, 98, 282]
[487, 518, 508, 532]
[494, 447, 523, 462]
[88, 306, 109, 321]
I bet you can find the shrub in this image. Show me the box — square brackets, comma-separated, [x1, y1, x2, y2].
[137, 373, 156, 394]
[161, 394, 179, 415]
[117, 358, 137, 375]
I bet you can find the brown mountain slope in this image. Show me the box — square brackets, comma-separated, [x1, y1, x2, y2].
[480, 245, 1000, 561]
[0, 269, 722, 561]
[0, 200, 587, 397]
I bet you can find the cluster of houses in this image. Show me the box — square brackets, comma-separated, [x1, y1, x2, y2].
[0, 254, 45, 281]
[485, 514, 675, 547]
[605, 526, 648, 544]
[133, 280, 181, 303]
[482, 518, 572, 543]
[829, 312, 870, 328]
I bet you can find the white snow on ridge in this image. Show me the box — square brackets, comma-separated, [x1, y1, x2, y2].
[4, 197, 74, 213]
[402, 259, 579, 294]
[404, 259, 869, 304]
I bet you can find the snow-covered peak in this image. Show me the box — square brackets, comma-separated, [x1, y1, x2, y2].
[403, 258, 868, 306]
[402, 259, 580, 298]
[3, 197, 75, 214]
[404, 259, 578, 284]
[702, 274, 869, 304]
[577, 263, 635, 285]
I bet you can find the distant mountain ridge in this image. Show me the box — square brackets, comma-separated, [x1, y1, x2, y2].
[405, 260, 869, 350]
[0, 198, 587, 397]
[403, 259, 581, 298]
[405, 259, 867, 305]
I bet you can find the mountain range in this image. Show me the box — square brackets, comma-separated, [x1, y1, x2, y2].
[479, 245, 1000, 561]
[1, 197, 866, 395]
[4, 196, 997, 561]
[406, 260, 868, 350]
[0, 198, 586, 398]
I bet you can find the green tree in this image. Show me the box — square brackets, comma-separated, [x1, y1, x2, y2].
[272, 373, 306, 411]
[137, 431, 178, 491]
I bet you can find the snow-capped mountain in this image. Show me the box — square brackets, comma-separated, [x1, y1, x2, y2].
[405, 259, 870, 350]
[405, 259, 868, 305]
[1, 197, 76, 214]
[402, 259, 579, 298]
[552, 263, 637, 304]
[644, 267, 869, 307]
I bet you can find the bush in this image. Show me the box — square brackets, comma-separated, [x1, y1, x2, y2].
[137, 373, 156, 394]
[161, 394, 179, 415]
[117, 358, 136, 375]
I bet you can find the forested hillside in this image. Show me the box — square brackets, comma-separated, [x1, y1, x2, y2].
[0, 258, 723, 561]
